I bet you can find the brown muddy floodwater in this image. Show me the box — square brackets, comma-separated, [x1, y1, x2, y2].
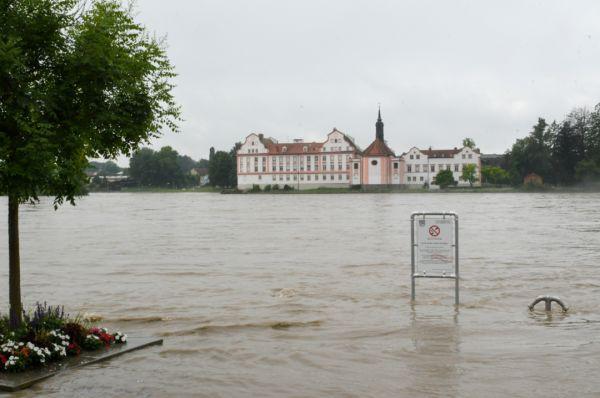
[1, 192, 600, 397]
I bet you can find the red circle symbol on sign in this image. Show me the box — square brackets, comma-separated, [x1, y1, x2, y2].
[429, 225, 441, 237]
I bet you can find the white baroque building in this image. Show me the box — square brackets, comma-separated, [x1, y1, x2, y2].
[236, 110, 481, 190]
[236, 129, 360, 189]
[401, 147, 481, 188]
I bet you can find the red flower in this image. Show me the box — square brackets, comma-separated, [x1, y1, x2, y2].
[0, 354, 6, 365]
[67, 343, 81, 356]
[98, 332, 114, 347]
[89, 327, 101, 335]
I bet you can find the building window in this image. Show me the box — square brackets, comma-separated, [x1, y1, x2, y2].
[303, 146, 308, 152]
[468, 154, 472, 159]
[272, 175, 276, 181]
[420, 176, 424, 181]
[431, 165, 435, 172]
[307, 175, 311, 181]
[315, 174, 318, 181]
[410, 155, 414, 159]
[462, 154, 465, 159]
[407, 165, 412, 172]
[293, 175, 297, 181]
[338, 163, 342, 170]
[307, 164, 311, 171]
[283, 146, 287, 152]
[330, 175, 334, 180]
[279, 175, 283, 181]
[394, 163, 399, 169]
[446, 164, 451, 170]
[415, 165, 420, 172]
[371, 160, 378, 166]
[416, 155, 420, 159]
[286, 175, 290, 180]
[454, 164, 459, 172]
[258, 175, 262, 180]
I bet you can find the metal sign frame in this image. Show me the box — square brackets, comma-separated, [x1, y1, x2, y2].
[410, 212, 459, 305]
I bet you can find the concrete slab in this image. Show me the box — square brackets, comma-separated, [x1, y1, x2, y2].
[0, 336, 163, 392]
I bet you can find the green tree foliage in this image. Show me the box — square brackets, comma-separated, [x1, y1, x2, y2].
[481, 166, 510, 185]
[460, 164, 478, 187]
[432, 169, 456, 188]
[462, 138, 476, 149]
[207, 143, 240, 188]
[575, 159, 600, 182]
[129, 146, 199, 187]
[552, 121, 585, 184]
[86, 160, 121, 175]
[0, 0, 180, 328]
[209, 151, 235, 187]
[506, 118, 555, 185]
[585, 104, 600, 163]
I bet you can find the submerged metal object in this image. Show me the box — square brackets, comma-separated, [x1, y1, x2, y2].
[528, 295, 568, 312]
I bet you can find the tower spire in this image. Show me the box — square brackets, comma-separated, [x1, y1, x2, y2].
[376, 106, 384, 140]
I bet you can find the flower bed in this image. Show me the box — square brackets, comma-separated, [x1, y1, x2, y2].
[0, 303, 126, 373]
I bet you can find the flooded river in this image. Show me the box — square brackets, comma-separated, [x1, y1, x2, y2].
[1, 192, 600, 397]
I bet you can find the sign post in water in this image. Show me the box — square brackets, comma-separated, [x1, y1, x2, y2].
[411, 212, 459, 305]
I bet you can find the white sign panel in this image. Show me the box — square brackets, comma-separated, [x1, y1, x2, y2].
[415, 218, 455, 276]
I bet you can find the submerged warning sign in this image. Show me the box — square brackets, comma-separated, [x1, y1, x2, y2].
[415, 217, 456, 276]
[410, 212, 459, 304]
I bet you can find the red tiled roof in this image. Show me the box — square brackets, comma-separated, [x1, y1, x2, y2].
[261, 139, 324, 155]
[420, 149, 461, 158]
[363, 139, 395, 157]
[420, 147, 481, 158]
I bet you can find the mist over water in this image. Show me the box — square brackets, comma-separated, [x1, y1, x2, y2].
[1, 192, 600, 397]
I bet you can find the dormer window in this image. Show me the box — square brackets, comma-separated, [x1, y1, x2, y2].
[303, 146, 308, 152]
[282, 146, 287, 153]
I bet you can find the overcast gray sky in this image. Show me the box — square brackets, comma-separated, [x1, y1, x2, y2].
[118, 0, 600, 165]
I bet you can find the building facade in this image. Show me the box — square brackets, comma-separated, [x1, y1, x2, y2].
[401, 146, 481, 188]
[350, 109, 403, 186]
[236, 110, 481, 190]
[236, 129, 360, 190]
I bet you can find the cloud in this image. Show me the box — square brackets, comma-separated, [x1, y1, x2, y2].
[111, 0, 600, 165]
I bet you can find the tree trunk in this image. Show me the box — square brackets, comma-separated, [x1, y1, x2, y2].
[8, 195, 22, 329]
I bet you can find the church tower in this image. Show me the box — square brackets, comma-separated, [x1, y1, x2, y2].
[376, 107, 384, 140]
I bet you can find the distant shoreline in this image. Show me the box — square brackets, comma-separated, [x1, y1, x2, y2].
[84, 185, 600, 194]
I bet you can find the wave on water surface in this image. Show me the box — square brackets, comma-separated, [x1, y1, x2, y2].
[160, 320, 324, 336]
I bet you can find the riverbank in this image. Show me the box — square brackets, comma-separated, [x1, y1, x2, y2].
[231, 184, 600, 194]
[85, 184, 600, 194]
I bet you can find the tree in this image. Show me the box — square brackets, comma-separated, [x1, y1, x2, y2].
[129, 146, 197, 187]
[0, 0, 179, 329]
[462, 138, 476, 149]
[506, 118, 554, 185]
[586, 104, 600, 163]
[460, 164, 478, 187]
[481, 166, 510, 185]
[552, 121, 585, 184]
[575, 159, 600, 183]
[432, 169, 456, 188]
[208, 151, 234, 187]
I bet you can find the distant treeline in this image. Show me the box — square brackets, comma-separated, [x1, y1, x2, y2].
[488, 102, 600, 186]
[88, 101, 600, 190]
[88, 146, 209, 189]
